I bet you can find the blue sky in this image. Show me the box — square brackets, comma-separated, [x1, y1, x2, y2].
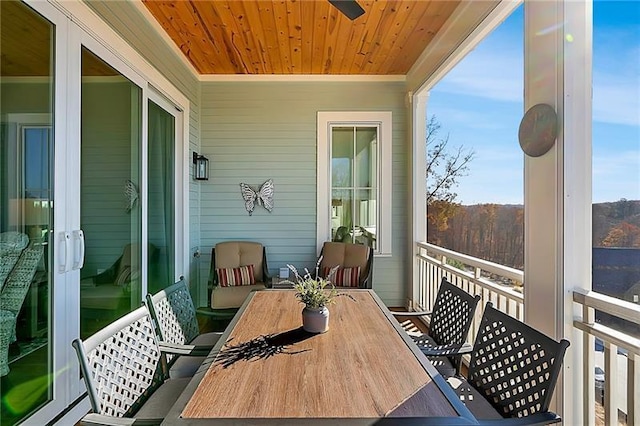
[428, 2, 639, 205]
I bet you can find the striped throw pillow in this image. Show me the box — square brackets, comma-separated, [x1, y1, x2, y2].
[217, 265, 256, 287]
[323, 266, 361, 288]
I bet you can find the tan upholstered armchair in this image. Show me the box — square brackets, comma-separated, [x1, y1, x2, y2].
[206, 241, 270, 317]
[80, 243, 158, 325]
[318, 241, 373, 289]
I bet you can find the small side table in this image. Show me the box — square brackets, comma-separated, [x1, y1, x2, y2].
[271, 276, 295, 289]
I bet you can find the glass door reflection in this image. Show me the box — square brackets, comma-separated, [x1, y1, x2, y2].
[78, 47, 142, 339]
[0, 1, 54, 423]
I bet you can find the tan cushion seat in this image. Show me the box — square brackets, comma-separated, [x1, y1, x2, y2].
[211, 283, 265, 309]
[133, 377, 191, 422]
[168, 332, 223, 378]
[79, 284, 127, 310]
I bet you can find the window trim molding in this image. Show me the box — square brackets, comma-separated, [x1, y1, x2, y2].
[316, 111, 392, 255]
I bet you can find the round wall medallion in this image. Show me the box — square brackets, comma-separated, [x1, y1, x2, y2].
[518, 103, 558, 157]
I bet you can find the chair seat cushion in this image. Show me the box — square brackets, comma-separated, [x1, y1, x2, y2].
[191, 331, 223, 346]
[169, 355, 206, 379]
[169, 332, 223, 378]
[134, 377, 190, 421]
[211, 283, 265, 309]
[80, 285, 127, 310]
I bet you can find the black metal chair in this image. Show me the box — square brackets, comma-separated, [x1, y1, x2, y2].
[447, 303, 571, 425]
[393, 277, 481, 375]
[146, 279, 222, 378]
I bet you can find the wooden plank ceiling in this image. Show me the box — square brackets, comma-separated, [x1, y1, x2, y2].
[142, 0, 462, 75]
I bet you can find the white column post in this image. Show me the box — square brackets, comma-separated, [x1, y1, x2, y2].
[523, 0, 592, 423]
[410, 90, 428, 309]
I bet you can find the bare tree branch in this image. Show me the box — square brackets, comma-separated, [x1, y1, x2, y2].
[426, 115, 475, 204]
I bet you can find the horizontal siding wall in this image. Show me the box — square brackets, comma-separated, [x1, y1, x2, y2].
[201, 81, 408, 307]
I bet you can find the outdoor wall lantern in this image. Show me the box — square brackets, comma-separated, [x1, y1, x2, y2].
[193, 152, 209, 181]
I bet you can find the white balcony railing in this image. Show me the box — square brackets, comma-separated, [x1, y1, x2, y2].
[416, 242, 524, 346]
[416, 242, 640, 426]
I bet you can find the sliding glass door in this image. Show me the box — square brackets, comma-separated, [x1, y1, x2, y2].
[1, 1, 60, 423]
[148, 97, 176, 294]
[1, 2, 188, 424]
[78, 47, 143, 338]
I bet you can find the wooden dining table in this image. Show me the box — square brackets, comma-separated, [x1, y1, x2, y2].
[162, 289, 477, 425]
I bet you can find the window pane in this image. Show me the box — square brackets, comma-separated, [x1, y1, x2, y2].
[331, 189, 353, 243]
[331, 126, 379, 249]
[0, 1, 54, 422]
[24, 127, 50, 199]
[148, 100, 175, 294]
[355, 127, 376, 188]
[79, 47, 142, 338]
[331, 127, 353, 187]
[354, 189, 377, 249]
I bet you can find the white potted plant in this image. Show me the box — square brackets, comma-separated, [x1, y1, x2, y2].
[286, 260, 342, 333]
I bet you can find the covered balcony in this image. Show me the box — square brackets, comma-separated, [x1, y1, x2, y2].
[413, 242, 639, 425]
[0, 0, 638, 425]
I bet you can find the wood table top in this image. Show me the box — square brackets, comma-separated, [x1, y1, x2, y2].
[163, 289, 475, 425]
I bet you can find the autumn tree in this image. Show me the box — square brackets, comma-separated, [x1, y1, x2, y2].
[601, 221, 640, 248]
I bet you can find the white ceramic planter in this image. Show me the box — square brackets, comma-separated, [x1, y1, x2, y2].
[302, 306, 330, 333]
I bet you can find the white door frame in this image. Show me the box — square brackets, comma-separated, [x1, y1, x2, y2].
[14, 2, 82, 424]
[16, 0, 191, 423]
[147, 89, 188, 282]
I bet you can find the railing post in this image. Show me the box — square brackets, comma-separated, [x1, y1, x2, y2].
[604, 342, 619, 426]
[583, 304, 595, 426]
[629, 354, 639, 426]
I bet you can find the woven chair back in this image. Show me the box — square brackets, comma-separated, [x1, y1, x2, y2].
[147, 280, 200, 365]
[0, 242, 43, 314]
[72, 306, 163, 418]
[468, 303, 570, 418]
[0, 232, 29, 288]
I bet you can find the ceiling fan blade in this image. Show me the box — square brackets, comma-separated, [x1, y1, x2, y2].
[328, 0, 365, 21]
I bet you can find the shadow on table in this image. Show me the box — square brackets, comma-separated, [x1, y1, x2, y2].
[214, 327, 314, 368]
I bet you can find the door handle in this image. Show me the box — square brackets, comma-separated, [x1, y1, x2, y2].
[72, 230, 85, 270]
[58, 231, 71, 273]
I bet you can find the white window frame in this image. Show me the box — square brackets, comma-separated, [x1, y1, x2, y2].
[317, 111, 392, 255]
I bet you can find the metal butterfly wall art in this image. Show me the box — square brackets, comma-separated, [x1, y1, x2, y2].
[124, 179, 139, 214]
[240, 179, 274, 216]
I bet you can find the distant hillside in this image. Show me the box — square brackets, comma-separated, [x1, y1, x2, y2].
[592, 199, 640, 247]
[427, 199, 640, 270]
